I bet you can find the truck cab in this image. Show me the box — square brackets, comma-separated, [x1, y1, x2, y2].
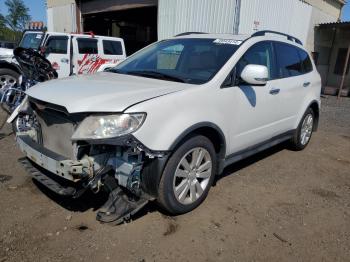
[42, 32, 126, 78]
[0, 30, 126, 90]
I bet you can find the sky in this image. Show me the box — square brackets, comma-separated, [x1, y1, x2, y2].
[0, 0, 349, 25]
[342, 1, 350, 21]
[0, 0, 46, 24]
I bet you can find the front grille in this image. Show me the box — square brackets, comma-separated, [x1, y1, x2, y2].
[29, 98, 85, 160]
[35, 109, 76, 159]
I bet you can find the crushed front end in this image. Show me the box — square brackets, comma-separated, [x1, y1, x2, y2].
[12, 97, 168, 224]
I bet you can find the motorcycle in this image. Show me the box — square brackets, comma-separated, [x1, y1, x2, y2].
[0, 47, 57, 132]
[0, 47, 57, 112]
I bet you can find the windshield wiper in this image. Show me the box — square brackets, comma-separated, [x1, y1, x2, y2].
[107, 68, 124, 74]
[126, 70, 186, 83]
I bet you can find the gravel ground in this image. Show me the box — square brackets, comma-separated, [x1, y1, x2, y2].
[319, 95, 350, 135]
[0, 96, 349, 262]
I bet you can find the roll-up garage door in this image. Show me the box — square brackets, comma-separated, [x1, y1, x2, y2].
[80, 0, 157, 14]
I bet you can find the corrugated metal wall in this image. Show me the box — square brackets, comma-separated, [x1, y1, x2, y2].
[158, 0, 241, 40]
[238, 0, 312, 44]
[306, 7, 337, 51]
[158, 0, 314, 44]
[47, 3, 77, 33]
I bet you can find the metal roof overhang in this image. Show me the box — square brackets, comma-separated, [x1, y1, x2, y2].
[318, 21, 350, 29]
[81, 0, 157, 15]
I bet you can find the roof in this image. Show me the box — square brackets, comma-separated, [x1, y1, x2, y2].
[172, 31, 304, 47]
[173, 33, 250, 41]
[318, 21, 350, 29]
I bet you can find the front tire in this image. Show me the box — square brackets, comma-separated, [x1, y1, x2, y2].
[157, 135, 217, 215]
[290, 108, 315, 151]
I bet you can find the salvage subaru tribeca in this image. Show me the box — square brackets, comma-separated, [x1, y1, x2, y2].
[9, 31, 321, 224]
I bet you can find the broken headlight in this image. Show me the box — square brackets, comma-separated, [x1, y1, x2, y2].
[71, 113, 146, 140]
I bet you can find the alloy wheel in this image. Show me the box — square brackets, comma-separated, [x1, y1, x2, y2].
[173, 147, 212, 205]
[300, 113, 313, 145]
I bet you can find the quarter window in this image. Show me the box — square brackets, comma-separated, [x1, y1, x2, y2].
[274, 43, 303, 78]
[298, 49, 313, 74]
[45, 36, 68, 54]
[103, 40, 123, 55]
[235, 41, 276, 81]
[77, 38, 98, 54]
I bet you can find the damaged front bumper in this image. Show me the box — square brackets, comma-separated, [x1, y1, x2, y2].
[16, 133, 167, 197]
[17, 135, 94, 182]
[16, 133, 168, 224]
[17, 134, 97, 197]
[11, 98, 171, 224]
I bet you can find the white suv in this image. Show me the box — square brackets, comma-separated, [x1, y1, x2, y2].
[10, 31, 321, 223]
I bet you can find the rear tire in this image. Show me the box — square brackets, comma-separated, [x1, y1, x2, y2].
[157, 135, 217, 215]
[290, 108, 315, 151]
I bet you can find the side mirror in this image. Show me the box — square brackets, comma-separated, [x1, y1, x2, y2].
[240, 64, 269, 85]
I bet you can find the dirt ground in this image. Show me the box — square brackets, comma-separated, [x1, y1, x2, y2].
[0, 96, 349, 262]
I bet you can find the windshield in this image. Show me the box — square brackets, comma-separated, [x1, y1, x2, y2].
[112, 38, 241, 84]
[19, 32, 44, 50]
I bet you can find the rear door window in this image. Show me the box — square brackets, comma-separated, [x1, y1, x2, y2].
[274, 42, 303, 78]
[45, 36, 68, 54]
[103, 40, 123, 55]
[77, 38, 98, 54]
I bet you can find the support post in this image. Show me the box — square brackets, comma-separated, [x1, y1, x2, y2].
[338, 43, 350, 99]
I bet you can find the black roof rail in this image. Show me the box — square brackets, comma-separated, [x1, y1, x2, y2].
[251, 30, 303, 45]
[175, 32, 207, 37]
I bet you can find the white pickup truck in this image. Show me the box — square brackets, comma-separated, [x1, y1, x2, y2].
[0, 30, 126, 89]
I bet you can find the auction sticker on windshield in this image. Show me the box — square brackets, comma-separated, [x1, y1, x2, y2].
[213, 39, 242, 45]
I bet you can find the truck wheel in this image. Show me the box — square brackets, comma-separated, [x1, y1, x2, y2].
[0, 68, 20, 91]
[157, 135, 217, 214]
[290, 108, 315, 151]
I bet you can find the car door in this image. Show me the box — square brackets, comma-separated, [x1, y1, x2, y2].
[270, 42, 306, 132]
[101, 38, 126, 64]
[44, 35, 71, 78]
[226, 41, 285, 154]
[72, 37, 99, 75]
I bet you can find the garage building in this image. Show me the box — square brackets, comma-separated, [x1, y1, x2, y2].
[47, 0, 344, 55]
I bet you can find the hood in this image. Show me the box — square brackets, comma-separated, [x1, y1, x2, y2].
[26, 72, 190, 113]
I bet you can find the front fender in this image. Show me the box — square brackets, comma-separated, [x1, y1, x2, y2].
[125, 85, 231, 154]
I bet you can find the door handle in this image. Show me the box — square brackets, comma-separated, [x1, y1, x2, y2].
[61, 58, 69, 63]
[269, 88, 280, 95]
[303, 82, 311, 87]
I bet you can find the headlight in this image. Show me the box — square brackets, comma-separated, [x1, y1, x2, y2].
[71, 113, 146, 140]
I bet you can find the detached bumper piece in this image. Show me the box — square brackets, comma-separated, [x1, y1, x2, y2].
[19, 157, 80, 197]
[96, 187, 149, 225]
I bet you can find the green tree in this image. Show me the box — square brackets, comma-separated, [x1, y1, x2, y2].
[4, 0, 31, 32]
[0, 13, 5, 30]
